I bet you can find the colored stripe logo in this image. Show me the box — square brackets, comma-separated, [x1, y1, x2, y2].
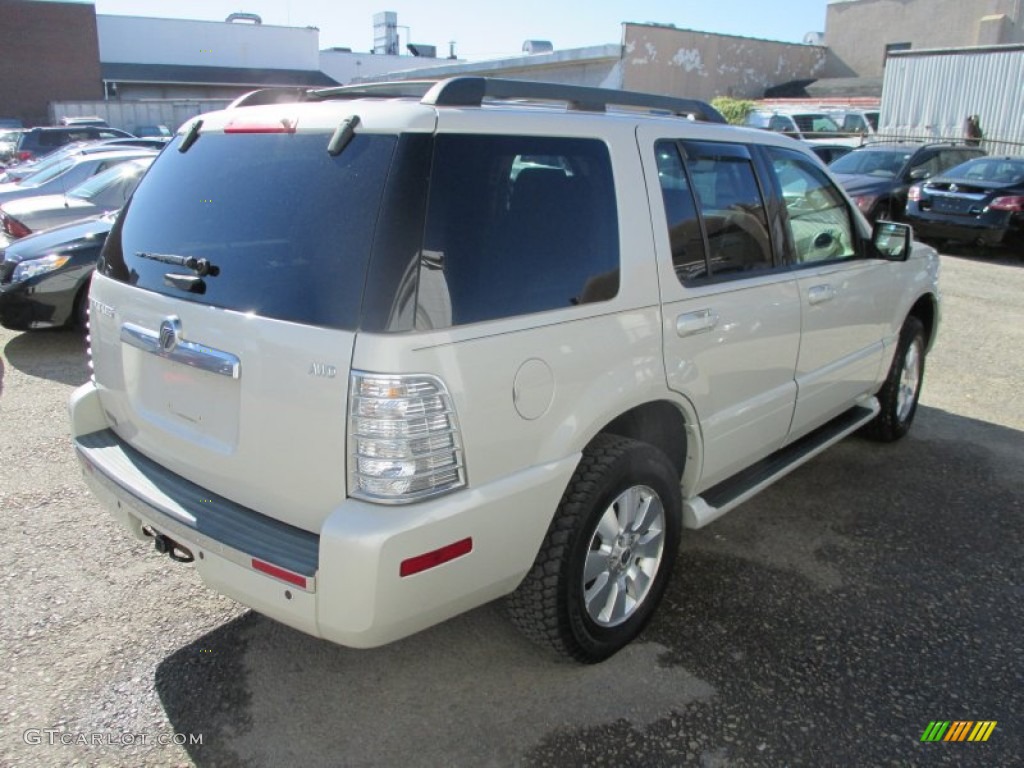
[921, 721, 997, 742]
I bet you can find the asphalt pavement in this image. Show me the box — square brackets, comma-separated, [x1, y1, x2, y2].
[0, 251, 1021, 767]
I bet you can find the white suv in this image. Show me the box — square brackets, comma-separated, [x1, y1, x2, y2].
[70, 78, 939, 663]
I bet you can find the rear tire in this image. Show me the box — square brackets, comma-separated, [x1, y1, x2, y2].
[866, 316, 926, 442]
[506, 434, 682, 663]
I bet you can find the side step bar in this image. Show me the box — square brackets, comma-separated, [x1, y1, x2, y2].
[683, 400, 880, 529]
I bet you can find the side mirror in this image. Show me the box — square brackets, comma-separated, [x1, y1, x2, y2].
[872, 220, 912, 261]
[908, 168, 930, 181]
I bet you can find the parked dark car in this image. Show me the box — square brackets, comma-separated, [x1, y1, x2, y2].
[0, 211, 114, 330]
[0, 157, 154, 241]
[830, 142, 986, 222]
[11, 126, 134, 164]
[905, 156, 1024, 251]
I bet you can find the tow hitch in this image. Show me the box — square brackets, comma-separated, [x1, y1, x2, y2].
[143, 526, 195, 563]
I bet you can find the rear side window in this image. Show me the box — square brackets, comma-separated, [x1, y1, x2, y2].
[655, 140, 773, 283]
[417, 135, 619, 327]
[100, 132, 396, 330]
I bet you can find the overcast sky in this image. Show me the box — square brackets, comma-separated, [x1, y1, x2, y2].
[87, 0, 831, 59]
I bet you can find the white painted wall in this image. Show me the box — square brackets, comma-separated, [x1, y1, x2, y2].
[97, 15, 320, 70]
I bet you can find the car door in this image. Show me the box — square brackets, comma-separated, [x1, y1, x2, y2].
[763, 146, 896, 438]
[639, 128, 801, 490]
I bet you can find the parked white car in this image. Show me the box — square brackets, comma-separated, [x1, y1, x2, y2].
[70, 78, 939, 663]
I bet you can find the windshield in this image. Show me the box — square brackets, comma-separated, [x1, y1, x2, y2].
[100, 132, 397, 330]
[829, 149, 911, 177]
[70, 159, 152, 201]
[940, 157, 1024, 184]
[19, 158, 75, 186]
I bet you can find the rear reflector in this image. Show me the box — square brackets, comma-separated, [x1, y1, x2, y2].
[252, 558, 308, 588]
[400, 538, 473, 577]
[224, 117, 297, 134]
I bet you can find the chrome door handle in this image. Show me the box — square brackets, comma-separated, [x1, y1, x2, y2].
[807, 284, 835, 305]
[676, 309, 719, 337]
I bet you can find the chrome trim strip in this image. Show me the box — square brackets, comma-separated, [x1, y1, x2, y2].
[120, 322, 240, 379]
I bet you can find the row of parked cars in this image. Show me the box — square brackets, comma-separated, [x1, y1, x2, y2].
[0, 124, 170, 330]
[748, 107, 1022, 251]
[809, 140, 1023, 252]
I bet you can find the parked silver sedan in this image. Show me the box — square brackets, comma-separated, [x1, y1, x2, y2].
[0, 148, 155, 207]
[0, 157, 154, 242]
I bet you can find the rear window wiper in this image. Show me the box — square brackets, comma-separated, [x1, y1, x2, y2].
[136, 251, 220, 277]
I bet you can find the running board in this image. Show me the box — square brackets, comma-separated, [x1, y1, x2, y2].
[683, 399, 880, 529]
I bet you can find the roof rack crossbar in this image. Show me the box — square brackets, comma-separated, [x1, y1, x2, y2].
[310, 81, 440, 101]
[310, 77, 726, 123]
[423, 77, 726, 123]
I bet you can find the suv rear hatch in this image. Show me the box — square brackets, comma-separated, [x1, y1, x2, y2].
[91, 118, 410, 533]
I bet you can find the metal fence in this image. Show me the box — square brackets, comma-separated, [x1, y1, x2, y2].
[49, 99, 233, 134]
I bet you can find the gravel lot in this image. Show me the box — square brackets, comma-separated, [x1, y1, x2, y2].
[1, 251, 1021, 767]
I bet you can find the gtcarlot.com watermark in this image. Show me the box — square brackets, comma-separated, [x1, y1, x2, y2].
[23, 729, 203, 747]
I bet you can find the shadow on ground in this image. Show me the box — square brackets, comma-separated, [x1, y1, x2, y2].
[154, 405, 1022, 767]
[3, 328, 90, 388]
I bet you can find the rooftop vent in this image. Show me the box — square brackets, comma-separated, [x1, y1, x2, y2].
[522, 40, 554, 55]
[226, 12, 262, 24]
[407, 43, 437, 58]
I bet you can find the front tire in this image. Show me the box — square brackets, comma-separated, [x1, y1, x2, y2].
[506, 434, 682, 663]
[866, 315, 926, 442]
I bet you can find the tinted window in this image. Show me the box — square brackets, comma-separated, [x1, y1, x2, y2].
[654, 140, 773, 283]
[101, 132, 396, 330]
[681, 141, 773, 276]
[944, 157, 1024, 183]
[768, 148, 856, 264]
[937, 149, 985, 175]
[418, 135, 619, 327]
[655, 140, 707, 282]
[830, 149, 911, 177]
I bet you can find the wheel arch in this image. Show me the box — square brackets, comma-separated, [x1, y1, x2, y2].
[591, 398, 701, 495]
[908, 292, 938, 352]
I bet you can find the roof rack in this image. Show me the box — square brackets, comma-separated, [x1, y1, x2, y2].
[310, 77, 726, 123]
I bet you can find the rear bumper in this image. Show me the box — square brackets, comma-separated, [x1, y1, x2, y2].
[907, 211, 1018, 245]
[70, 381, 576, 648]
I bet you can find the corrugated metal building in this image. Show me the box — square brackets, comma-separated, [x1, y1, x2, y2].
[880, 44, 1024, 155]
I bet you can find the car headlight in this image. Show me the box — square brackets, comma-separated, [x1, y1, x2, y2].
[12, 254, 71, 282]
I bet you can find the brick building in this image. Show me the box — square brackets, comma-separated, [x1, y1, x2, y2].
[0, 0, 103, 125]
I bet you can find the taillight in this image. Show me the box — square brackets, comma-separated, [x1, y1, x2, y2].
[348, 372, 466, 503]
[907, 184, 923, 202]
[989, 196, 1024, 212]
[1, 212, 31, 238]
[17, 150, 32, 162]
[853, 194, 877, 213]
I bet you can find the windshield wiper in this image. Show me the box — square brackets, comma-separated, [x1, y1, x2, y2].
[136, 251, 220, 277]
